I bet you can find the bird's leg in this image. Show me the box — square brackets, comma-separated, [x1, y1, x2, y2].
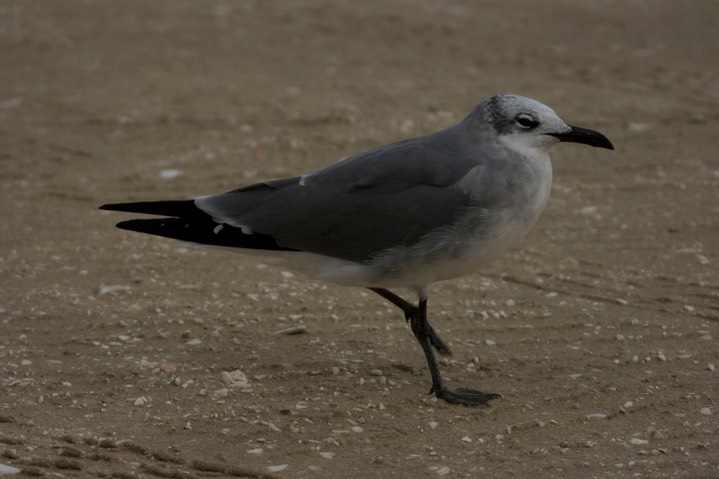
[369, 288, 499, 405]
[368, 287, 451, 356]
[410, 297, 501, 406]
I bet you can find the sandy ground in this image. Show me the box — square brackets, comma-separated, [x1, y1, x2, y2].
[1, 1, 718, 478]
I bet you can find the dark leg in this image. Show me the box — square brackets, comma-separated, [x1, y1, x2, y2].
[369, 287, 451, 356]
[369, 288, 500, 406]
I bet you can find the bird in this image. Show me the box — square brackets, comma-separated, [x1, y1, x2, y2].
[100, 94, 614, 406]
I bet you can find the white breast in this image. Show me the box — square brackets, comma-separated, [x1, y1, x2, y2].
[362, 151, 554, 288]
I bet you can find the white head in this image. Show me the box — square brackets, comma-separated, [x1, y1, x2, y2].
[477, 94, 614, 152]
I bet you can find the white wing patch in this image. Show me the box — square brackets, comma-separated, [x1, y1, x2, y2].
[212, 221, 252, 235]
[299, 173, 313, 186]
[195, 195, 254, 235]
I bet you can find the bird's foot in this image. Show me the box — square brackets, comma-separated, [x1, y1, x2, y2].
[432, 387, 501, 406]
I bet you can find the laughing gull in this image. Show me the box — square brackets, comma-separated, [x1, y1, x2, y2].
[100, 94, 614, 406]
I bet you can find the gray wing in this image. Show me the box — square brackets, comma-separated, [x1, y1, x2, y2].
[197, 137, 490, 263]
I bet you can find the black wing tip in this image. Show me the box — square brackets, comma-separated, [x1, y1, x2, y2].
[112, 217, 299, 253]
[102, 200, 299, 253]
[114, 218, 148, 231]
[113, 217, 194, 239]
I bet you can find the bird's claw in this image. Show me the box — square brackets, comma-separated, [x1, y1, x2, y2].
[431, 387, 501, 406]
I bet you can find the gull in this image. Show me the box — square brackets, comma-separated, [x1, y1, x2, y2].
[100, 94, 614, 406]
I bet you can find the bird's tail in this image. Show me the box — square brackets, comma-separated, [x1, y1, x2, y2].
[99, 200, 296, 252]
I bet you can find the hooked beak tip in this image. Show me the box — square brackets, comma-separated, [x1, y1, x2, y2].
[552, 125, 614, 150]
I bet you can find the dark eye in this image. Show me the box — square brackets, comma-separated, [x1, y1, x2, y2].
[516, 114, 539, 129]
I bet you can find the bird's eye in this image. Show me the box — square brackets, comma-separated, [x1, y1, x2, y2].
[515, 114, 539, 129]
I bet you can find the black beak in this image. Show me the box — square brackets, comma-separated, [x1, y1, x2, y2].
[551, 125, 614, 150]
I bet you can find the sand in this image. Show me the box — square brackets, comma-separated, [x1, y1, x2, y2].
[1, 1, 717, 477]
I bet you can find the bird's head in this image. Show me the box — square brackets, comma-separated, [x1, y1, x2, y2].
[478, 94, 614, 153]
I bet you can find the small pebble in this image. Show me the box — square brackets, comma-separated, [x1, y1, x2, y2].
[98, 284, 130, 296]
[629, 438, 649, 445]
[247, 448, 263, 455]
[160, 363, 177, 373]
[268, 464, 288, 472]
[461, 436, 472, 443]
[700, 407, 712, 416]
[185, 338, 202, 346]
[159, 169, 183, 179]
[436, 466, 451, 476]
[222, 370, 248, 387]
[134, 397, 147, 406]
[0, 464, 21, 475]
[484, 339, 496, 346]
[707, 364, 715, 372]
[319, 452, 334, 459]
[273, 325, 306, 335]
[586, 413, 608, 420]
[627, 122, 651, 132]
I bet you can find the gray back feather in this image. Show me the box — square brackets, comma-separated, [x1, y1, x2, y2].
[197, 115, 506, 262]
